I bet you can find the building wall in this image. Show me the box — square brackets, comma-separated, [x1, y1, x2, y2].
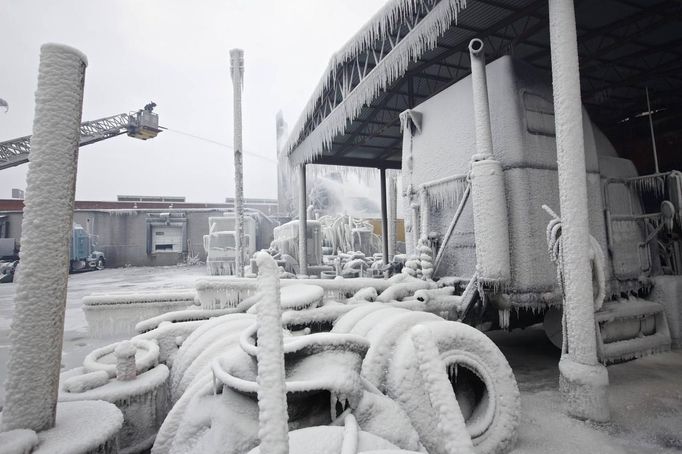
[76, 210, 223, 268]
[2, 207, 279, 268]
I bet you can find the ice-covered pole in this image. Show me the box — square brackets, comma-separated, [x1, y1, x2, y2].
[115, 341, 137, 381]
[387, 173, 397, 262]
[380, 168, 389, 265]
[230, 48, 245, 277]
[548, 0, 609, 421]
[2, 44, 87, 432]
[297, 164, 308, 275]
[254, 251, 289, 454]
[468, 39, 493, 159]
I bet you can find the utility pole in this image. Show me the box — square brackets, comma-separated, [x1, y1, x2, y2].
[230, 49, 245, 277]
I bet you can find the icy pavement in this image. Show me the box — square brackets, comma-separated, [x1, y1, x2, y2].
[1, 265, 680, 452]
[491, 328, 682, 453]
[0, 265, 205, 408]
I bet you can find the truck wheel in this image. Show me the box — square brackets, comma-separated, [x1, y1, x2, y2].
[386, 320, 521, 454]
[96, 258, 105, 270]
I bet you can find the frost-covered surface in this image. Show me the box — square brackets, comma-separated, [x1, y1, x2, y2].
[83, 338, 159, 377]
[548, 0, 600, 368]
[410, 325, 473, 454]
[248, 284, 324, 314]
[83, 290, 195, 339]
[469, 38, 493, 160]
[59, 365, 170, 453]
[491, 327, 682, 453]
[247, 424, 399, 454]
[0, 429, 38, 454]
[2, 44, 87, 432]
[649, 275, 682, 347]
[196, 276, 394, 309]
[2, 266, 682, 452]
[33, 400, 122, 454]
[230, 48, 246, 278]
[470, 159, 511, 285]
[134, 308, 227, 334]
[0, 265, 205, 408]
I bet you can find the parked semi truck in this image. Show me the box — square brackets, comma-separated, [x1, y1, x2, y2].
[400, 53, 680, 363]
[69, 223, 105, 272]
[0, 224, 105, 283]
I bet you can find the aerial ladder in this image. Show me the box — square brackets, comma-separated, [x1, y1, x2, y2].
[0, 102, 161, 170]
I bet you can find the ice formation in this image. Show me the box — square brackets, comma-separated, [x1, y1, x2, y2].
[0, 429, 38, 454]
[33, 401, 122, 454]
[284, 0, 468, 165]
[82, 290, 196, 338]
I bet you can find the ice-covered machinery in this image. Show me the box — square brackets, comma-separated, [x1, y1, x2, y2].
[272, 220, 323, 270]
[400, 55, 680, 362]
[203, 215, 256, 275]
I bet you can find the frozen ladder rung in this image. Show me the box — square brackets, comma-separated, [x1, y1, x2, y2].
[598, 332, 671, 363]
[595, 299, 665, 323]
[595, 299, 671, 364]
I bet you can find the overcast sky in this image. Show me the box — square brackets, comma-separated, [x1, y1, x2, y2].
[0, 0, 388, 202]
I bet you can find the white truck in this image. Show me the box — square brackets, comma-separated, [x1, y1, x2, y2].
[400, 54, 680, 363]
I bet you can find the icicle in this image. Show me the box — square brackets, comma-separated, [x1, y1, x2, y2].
[284, 0, 469, 165]
[498, 308, 510, 330]
[419, 174, 468, 209]
[624, 174, 666, 198]
[340, 414, 360, 454]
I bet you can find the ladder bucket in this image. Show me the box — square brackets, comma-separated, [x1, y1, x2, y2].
[595, 298, 671, 364]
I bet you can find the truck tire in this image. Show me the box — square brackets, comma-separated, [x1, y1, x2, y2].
[96, 258, 105, 270]
[386, 320, 520, 454]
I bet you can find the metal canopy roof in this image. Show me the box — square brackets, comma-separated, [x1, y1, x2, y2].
[285, 0, 682, 173]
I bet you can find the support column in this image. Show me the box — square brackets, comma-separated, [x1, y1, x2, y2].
[549, 0, 609, 421]
[2, 44, 87, 432]
[298, 164, 308, 276]
[380, 168, 389, 265]
[230, 49, 245, 277]
[387, 173, 397, 262]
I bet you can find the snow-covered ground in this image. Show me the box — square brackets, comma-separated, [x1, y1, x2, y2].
[0, 265, 206, 408]
[1, 265, 680, 452]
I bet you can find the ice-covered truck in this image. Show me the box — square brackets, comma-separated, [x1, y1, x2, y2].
[401, 54, 680, 363]
[0, 224, 105, 282]
[0, 238, 19, 283]
[69, 223, 106, 272]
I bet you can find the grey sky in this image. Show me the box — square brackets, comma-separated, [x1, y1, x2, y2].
[0, 0, 387, 202]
